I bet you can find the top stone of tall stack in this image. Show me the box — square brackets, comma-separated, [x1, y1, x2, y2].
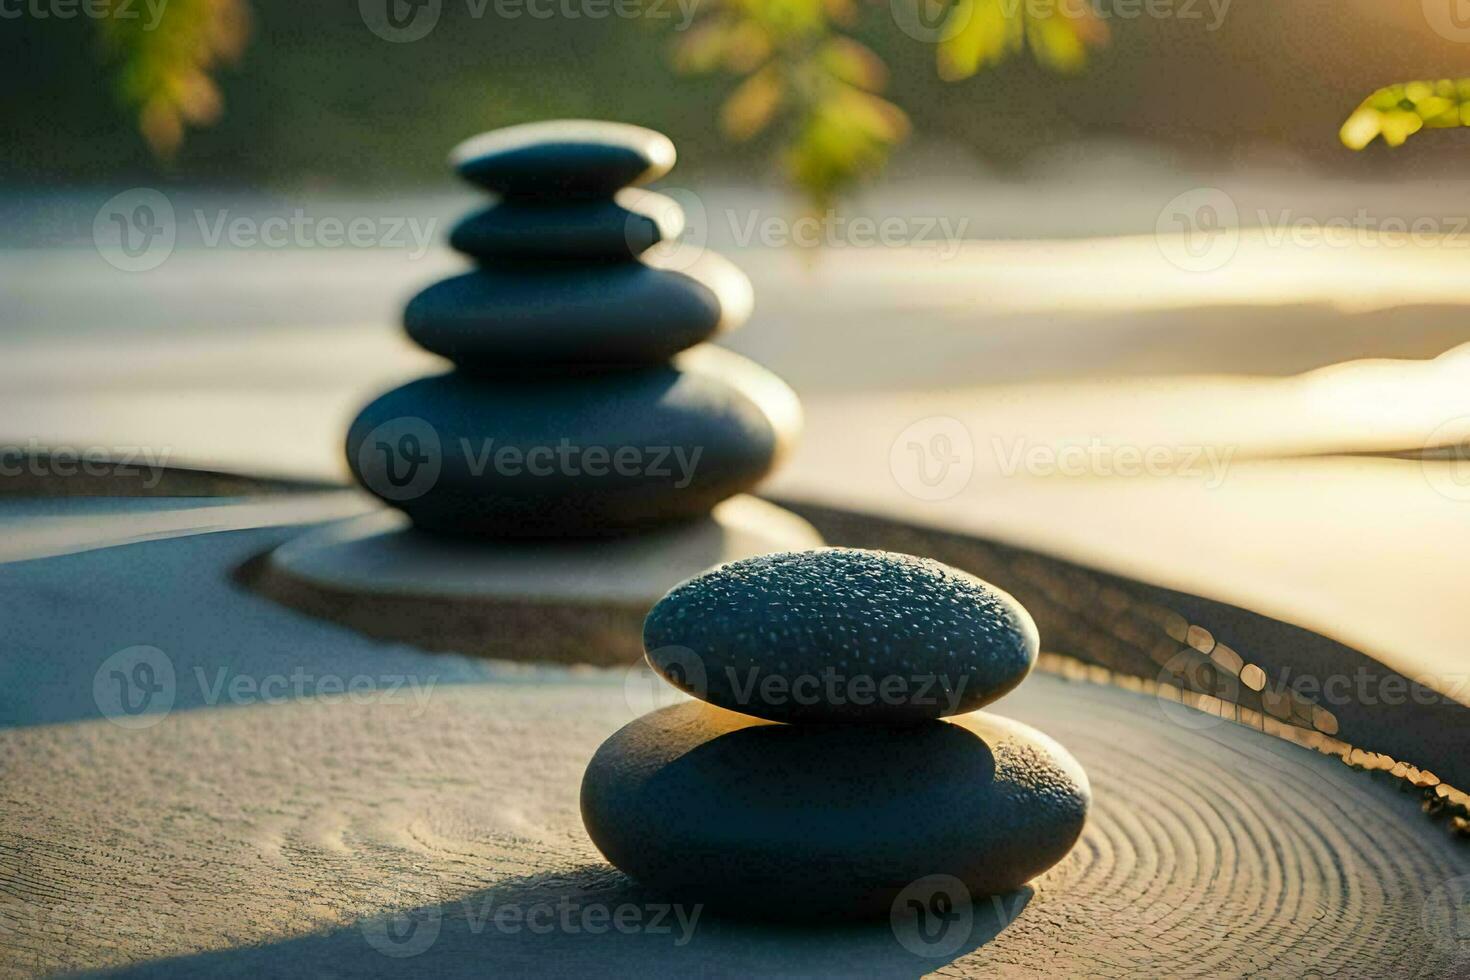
[410, 119, 752, 373]
[450, 120, 677, 200]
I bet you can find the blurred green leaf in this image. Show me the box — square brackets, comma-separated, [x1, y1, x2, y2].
[936, 0, 1017, 81]
[818, 36, 887, 91]
[672, 19, 738, 74]
[722, 65, 785, 140]
[94, 0, 1106, 206]
[785, 89, 908, 211]
[97, 0, 251, 158]
[672, 0, 1105, 207]
[938, 0, 1106, 81]
[673, 16, 773, 74]
[1341, 79, 1470, 151]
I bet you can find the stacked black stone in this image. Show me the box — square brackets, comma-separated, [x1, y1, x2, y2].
[347, 120, 799, 538]
[581, 547, 1091, 920]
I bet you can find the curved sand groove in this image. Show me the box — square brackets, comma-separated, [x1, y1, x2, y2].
[785, 502, 1470, 803]
[239, 493, 1469, 808]
[2, 676, 1467, 978]
[0, 490, 1465, 977]
[248, 496, 823, 666]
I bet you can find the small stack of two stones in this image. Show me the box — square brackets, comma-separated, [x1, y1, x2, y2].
[581, 547, 1091, 920]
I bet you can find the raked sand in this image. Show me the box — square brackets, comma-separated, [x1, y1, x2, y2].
[6, 192, 1470, 975]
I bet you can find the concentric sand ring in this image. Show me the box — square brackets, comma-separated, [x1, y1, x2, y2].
[3, 674, 1466, 977]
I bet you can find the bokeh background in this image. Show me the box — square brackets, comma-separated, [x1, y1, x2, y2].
[6, 0, 1470, 690]
[8, 0, 1470, 191]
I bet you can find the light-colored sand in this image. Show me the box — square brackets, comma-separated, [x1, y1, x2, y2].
[0, 492, 367, 564]
[4, 676, 1466, 978]
[248, 495, 824, 666]
[7, 185, 1470, 976]
[268, 495, 821, 603]
[0, 497, 1465, 977]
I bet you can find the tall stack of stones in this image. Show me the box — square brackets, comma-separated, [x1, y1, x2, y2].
[347, 120, 802, 539]
[581, 548, 1091, 919]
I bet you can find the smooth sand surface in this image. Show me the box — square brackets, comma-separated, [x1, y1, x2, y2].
[4, 650, 1466, 977]
[267, 496, 821, 603]
[252, 495, 823, 666]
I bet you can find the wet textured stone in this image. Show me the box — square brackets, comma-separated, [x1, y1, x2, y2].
[345, 347, 800, 538]
[448, 190, 682, 261]
[450, 120, 675, 199]
[404, 250, 750, 371]
[642, 548, 1038, 724]
[580, 700, 1090, 920]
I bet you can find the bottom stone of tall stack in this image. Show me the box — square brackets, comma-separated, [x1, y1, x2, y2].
[580, 700, 1091, 920]
[250, 495, 822, 665]
[345, 345, 800, 537]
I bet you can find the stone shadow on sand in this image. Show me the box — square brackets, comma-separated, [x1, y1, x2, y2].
[90, 865, 1029, 979]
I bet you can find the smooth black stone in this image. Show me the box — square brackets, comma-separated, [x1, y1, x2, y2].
[344, 348, 799, 537]
[643, 548, 1038, 724]
[580, 701, 1089, 920]
[450, 120, 675, 199]
[403, 251, 750, 371]
[448, 190, 682, 261]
